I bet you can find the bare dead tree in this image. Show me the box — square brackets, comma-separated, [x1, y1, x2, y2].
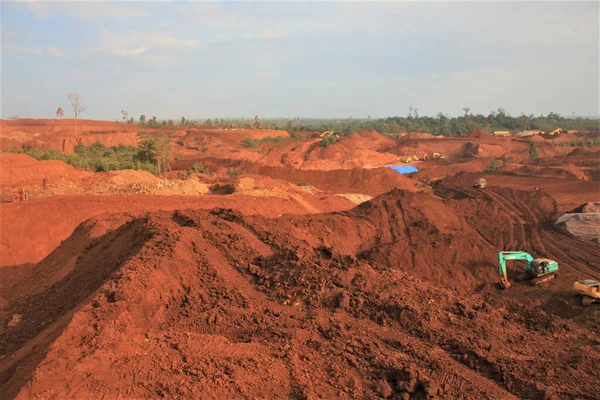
[67, 91, 86, 136]
[56, 106, 64, 118]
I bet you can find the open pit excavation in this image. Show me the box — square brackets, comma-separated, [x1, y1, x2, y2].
[1, 186, 599, 399]
[3, 0, 600, 396]
[0, 117, 599, 400]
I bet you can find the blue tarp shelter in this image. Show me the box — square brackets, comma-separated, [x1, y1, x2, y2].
[386, 165, 419, 174]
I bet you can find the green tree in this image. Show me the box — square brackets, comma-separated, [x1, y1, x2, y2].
[136, 132, 173, 175]
[529, 143, 540, 159]
[189, 162, 209, 175]
[139, 115, 146, 125]
[181, 116, 186, 125]
[485, 158, 498, 172]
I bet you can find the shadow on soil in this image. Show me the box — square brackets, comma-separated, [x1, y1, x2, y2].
[0, 218, 149, 398]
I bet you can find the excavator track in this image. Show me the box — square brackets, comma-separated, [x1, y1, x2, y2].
[529, 273, 557, 286]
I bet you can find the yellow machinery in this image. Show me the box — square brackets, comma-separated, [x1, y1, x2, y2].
[573, 280, 600, 306]
[475, 178, 487, 189]
[432, 152, 445, 159]
[549, 128, 566, 135]
[320, 131, 335, 137]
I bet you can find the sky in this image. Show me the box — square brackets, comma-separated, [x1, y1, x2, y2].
[1, 0, 599, 120]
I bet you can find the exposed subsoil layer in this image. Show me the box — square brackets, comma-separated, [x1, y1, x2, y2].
[0, 193, 354, 269]
[1, 188, 599, 399]
[244, 166, 419, 196]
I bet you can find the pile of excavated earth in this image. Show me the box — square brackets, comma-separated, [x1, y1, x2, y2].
[1, 119, 599, 399]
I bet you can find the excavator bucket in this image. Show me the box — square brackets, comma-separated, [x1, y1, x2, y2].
[499, 277, 512, 290]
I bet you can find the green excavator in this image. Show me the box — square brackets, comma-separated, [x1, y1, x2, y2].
[498, 251, 559, 289]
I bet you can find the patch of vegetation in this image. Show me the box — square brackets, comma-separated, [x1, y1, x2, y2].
[244, 138, 259, 148]
[555, 135, 600, 147]
[320, 135, 341, 148]
[485, 158, 498, 172]
[2, 132, 173, 175]
[528, 143, 540, 159]
[244, 135, 299, 149]
[188, 162, 209, 175]
[227, 167, 239, 177]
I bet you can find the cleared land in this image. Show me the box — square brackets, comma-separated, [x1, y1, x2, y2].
[1, 119, 599, 399]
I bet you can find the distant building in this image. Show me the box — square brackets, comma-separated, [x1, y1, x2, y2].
[492, 130, 511, 136]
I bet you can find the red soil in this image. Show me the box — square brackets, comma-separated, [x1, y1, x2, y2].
[0, 119, 145, 153]
[1, 188, 598, 399]
[244, 166, 418, 196]
[0, 153, 92, 187]
[2, 119, 600, 399]
[439, 172, 600, 213]
[0, 193, 353, 269]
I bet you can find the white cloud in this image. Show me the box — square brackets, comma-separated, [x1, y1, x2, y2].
[1, 45, 43, 56]
[48, 46, 64, 57]
[100, 30, 201, 58]
[260, 29, 277, 39]
[11, 1, 150, 20]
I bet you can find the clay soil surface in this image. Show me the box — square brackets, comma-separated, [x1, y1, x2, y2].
[1, 119, 599, 399]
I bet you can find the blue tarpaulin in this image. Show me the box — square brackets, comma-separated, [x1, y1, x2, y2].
[387, 165, 419, 174]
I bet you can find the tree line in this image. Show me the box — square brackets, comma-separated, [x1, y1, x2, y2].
[119, 109, 599, 137]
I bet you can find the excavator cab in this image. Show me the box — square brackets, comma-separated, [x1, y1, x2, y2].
[498, 251, 559, 290]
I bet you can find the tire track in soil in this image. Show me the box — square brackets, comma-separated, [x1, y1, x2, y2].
[480, 189, 527, 250]
[537, 230, 600, 278]
[347, 315, 518, 400]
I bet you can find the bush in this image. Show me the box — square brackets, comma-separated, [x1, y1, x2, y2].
[320, 135, 341, 148]
[227, 167, 239, 177]
[2, 137, 172, 176]
[244, 138, 259, 148]
[189, 162, 209, 174]
[485, 158, 498, 172]
[528, 143, 540, 159]
[289, 131, 302, 140]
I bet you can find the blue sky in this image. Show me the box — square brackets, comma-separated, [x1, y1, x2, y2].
[1, 1, 598, 120]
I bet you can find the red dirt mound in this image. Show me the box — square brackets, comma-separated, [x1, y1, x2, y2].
[300, 130, 400, 170]
[1, 189, 599, 399]
[0, 193, 354, 268]
[0, 153, 92, 187]
[245, 166, 418, 196]
[0, 119, 146, 153]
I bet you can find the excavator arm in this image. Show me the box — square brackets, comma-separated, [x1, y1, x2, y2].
[498, 251, 534, 289]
